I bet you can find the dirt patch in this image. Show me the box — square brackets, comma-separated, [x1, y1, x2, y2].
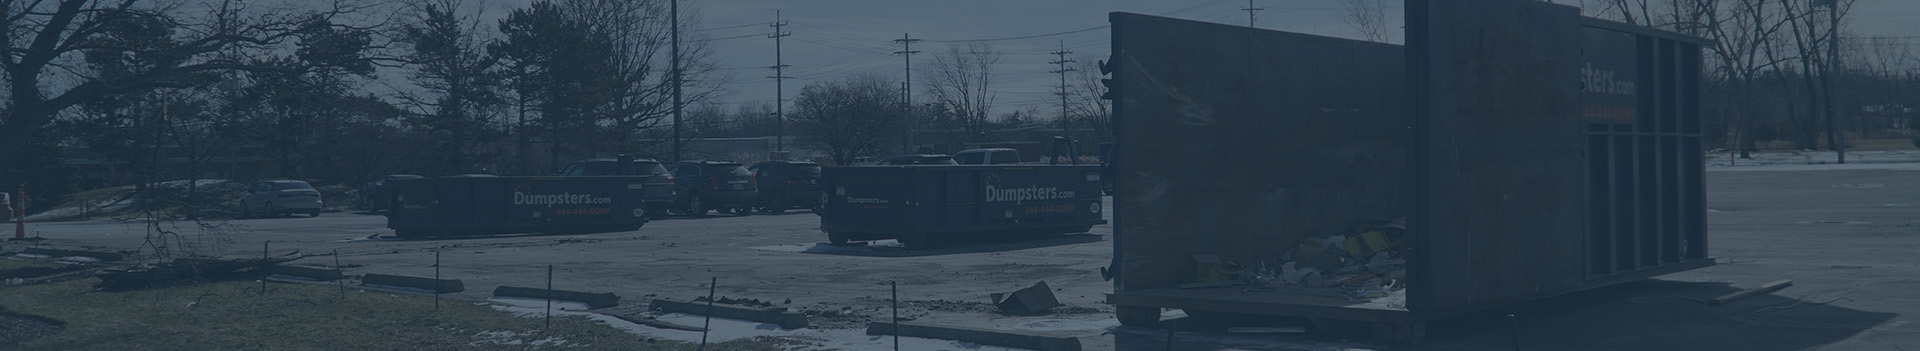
[0, 310, 64, 347]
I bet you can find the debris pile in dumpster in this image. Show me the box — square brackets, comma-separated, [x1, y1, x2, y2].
[1180, 218, 1407, 306]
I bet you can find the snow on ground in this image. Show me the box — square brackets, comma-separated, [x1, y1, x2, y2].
[486, 297, 1030, 351]
[1705, 149, 1920, 167]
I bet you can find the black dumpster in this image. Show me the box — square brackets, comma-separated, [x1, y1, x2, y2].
[386, 176, 649, 238]
[1104, 2, 1712, 343]
[819, 165, 1107, 246]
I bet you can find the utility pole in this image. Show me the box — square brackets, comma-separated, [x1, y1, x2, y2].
[1049, 41, 1076, 125]
[1823, 0, 1845, 164]
[1243, 0, 1264, 28]
[894, 33, 922, 151]
[769, 11, 792, 155]
[671, 0, 683, 163]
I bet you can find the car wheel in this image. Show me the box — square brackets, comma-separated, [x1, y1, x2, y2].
[240, 201, 254, 218]
[309, 210, 321, 218]
[687, 196, 707, 217]
[736, 206, 752, 216]
[828, 232, 850, 245]
[266, 203, 278, 217]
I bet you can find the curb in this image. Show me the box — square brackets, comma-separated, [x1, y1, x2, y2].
[493, 286, 620, 309]
[269, 264, 344, 281]
[650, 299, 809, 329]
[361, 273, 463, 293]
[865, 321, 1081, 351]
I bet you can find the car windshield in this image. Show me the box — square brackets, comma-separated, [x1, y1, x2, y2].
[275, 182, 313, 190]
[576, 162, 623, 176]
[709, 165, 751, 176]
[637, 162, 668, 175]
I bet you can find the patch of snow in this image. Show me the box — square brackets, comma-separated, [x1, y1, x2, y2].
[749, 241, 911, 254]
[485, 301, 1026, 351]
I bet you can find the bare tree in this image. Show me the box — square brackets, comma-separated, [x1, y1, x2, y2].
[791, 74, 904, 165]
[1342, 0, 1392, 43]
[1066, 56, 1112, 144]
[0, 0, 379, 199]
[1779, 0, 1854, 154]
[923, 42, 1003, 143]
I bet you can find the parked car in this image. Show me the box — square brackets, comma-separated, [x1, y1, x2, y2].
[669, 160, 757, 216]
[559, 156, 676, 219]
[240, 180, 323, 218]
[953, 148, 1023, 165]
[876, 154, 958, 165]
[362, 174, 422, 212]
[749, 161, 825, 213]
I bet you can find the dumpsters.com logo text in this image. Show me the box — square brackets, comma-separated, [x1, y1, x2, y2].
[985, 185, 1075, 203]
[513, 192, 614, 207]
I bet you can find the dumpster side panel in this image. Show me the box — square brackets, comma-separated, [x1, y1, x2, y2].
[1406, 0, 1588, 314]
[1109, 13, 1407, 291]
[821, 166, 1104, 241]
[387, 177, 646, 235]
[821, 167, 911, 236]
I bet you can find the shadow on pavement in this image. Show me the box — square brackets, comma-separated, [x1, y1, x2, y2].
[1109, 279, 1893, 351]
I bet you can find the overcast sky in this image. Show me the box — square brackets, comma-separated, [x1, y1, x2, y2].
[493, 0, 1920, 118]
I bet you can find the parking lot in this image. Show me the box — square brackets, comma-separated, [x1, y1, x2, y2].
[13, 164, 1920, 350]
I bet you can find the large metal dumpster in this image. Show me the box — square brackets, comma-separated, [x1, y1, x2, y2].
[1104, 0, 1712, 342]
[819, 165, 1107, 246]
[387, 176, 650, 238]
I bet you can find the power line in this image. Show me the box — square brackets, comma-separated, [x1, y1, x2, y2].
[924, 25, 1110, 43]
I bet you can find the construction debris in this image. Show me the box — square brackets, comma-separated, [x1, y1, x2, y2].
[992, 281, 1061, 314]
[1177, 218, 1410, 303]
[94, 256, 300, 292]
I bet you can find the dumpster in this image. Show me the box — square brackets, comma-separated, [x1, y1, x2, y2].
[819, 165, 1106, 246]
[386, 176, 650, 238]
[1103, 1, 1711, 342]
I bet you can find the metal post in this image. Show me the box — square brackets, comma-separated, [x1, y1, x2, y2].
[1509, 314, 1522, 351]
[891, 280, 899, 351]
[1164, 327, 1174, 351]
[546, 264, 557, 319]
[700, 277, 716, 350]
[434, 249, 441, 311]
[14, 185, 24, 239]
[260, 241, 268, 296]
[334, 249, 344, 299]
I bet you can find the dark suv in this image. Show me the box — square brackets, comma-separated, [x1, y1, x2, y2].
[559, 156, 675, 219]
[749, 161, 825, 213]
[670, 160, 757, 216]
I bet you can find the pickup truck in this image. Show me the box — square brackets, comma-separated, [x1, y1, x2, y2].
[953, 148, 1022, 165]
